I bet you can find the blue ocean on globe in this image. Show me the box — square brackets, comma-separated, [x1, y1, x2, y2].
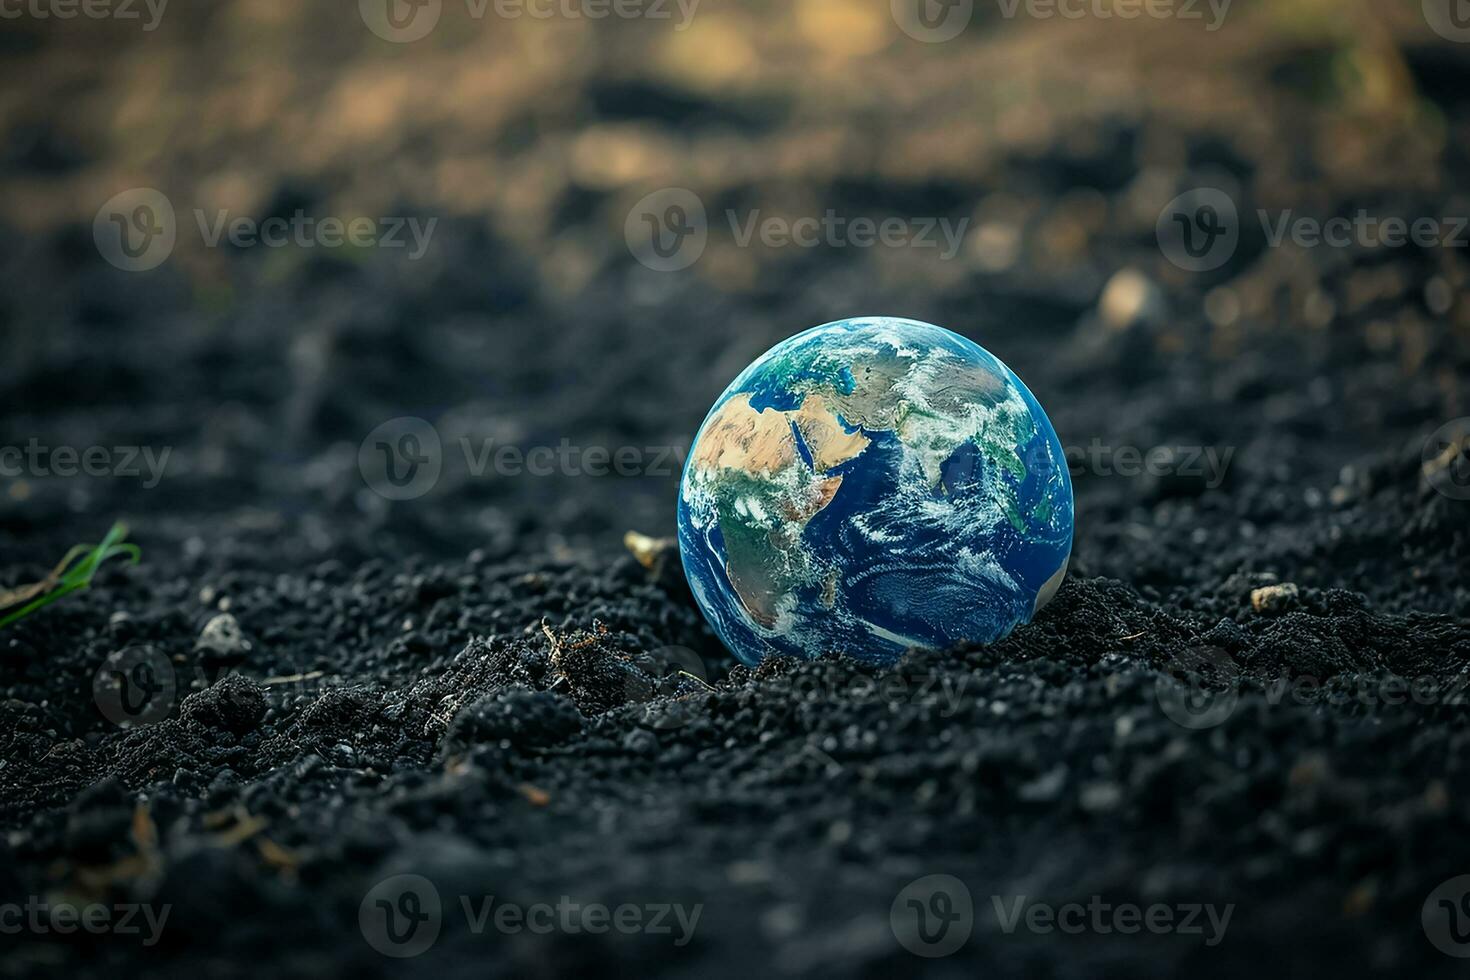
[677, 317, 1074, 666]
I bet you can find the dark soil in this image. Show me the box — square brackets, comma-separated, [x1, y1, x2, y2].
[2, 5, 1469, 978]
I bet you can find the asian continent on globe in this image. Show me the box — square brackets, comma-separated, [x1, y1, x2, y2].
[677, 317, 1074, 667]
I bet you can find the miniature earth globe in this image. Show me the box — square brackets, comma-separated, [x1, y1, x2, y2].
[677, 317, 1073, 666]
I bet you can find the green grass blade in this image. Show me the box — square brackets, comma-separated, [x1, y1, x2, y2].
[0, 523, 140, 631]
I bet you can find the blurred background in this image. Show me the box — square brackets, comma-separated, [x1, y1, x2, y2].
[1, 0, 1465, 602]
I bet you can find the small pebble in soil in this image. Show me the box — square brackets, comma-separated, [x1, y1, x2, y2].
[1251, 582, 1302, 615]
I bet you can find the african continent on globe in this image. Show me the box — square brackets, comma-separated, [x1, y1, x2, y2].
[677, 317, 1073, 666]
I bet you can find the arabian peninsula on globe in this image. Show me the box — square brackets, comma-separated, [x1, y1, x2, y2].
[677, 317, 1074, 666]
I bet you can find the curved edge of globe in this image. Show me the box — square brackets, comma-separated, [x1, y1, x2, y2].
[676, 315, 1076, 668]
[676, 479, 771, 667]
[674, 360, 769, 668]
[989, 341, 1076, 616]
